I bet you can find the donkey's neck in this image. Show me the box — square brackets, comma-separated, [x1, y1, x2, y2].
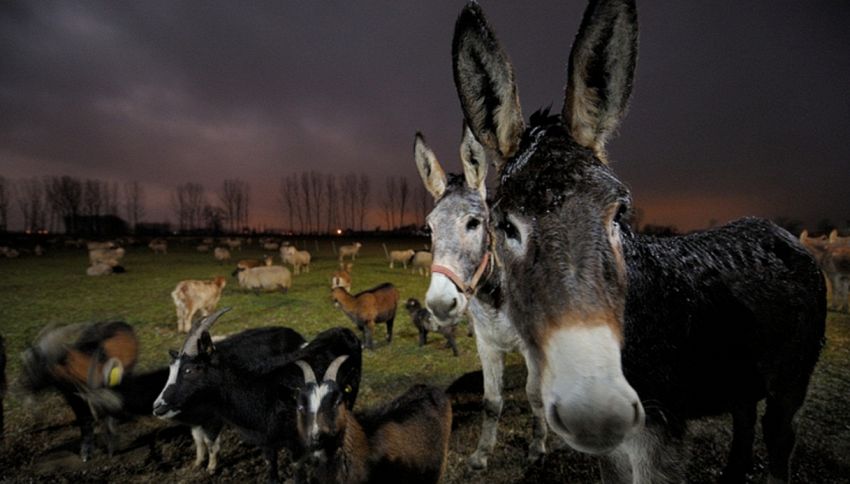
[474, 262, 503, 310]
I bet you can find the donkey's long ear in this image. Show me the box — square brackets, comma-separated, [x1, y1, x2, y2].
[563, 0, 637, 161]
[460, 124, 487, 199]
[453, 2, 524, 164]
[414, 132, 447, 200]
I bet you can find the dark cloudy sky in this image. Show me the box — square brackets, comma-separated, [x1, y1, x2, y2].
[1, 1, 848, 232]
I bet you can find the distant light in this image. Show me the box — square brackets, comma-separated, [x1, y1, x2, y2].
[336, 229, 342, 235]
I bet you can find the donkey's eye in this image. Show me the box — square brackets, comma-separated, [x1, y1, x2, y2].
[499, 219, 520, 241]
[613, 204, 628, 224]
[466, 218, 480, 231]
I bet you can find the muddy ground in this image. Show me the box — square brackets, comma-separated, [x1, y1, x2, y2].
[2, 317, 849, 483]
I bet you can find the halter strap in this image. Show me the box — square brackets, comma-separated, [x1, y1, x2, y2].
[431, 251, 492, 297]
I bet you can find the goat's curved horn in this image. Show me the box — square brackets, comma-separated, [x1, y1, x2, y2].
[181, 307, 232, 356]
[322, 355, 349, 383]
[295, 360, 317, 385]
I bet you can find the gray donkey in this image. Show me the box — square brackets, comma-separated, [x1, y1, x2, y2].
[414, 127, 549, 469]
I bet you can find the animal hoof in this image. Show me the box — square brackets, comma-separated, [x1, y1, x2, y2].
[527, 443, 546, 464]
[467, 452, 488, 470]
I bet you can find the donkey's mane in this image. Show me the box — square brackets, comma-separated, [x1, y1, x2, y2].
[528, 107, 561, 130]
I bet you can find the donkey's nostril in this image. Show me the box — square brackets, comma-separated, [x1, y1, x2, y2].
[632, 400, 644, 427]
[449, 298, 457, 310]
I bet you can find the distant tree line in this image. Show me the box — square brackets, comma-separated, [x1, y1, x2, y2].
[0, 175, 145, 235]
[0, 171, 433, 235]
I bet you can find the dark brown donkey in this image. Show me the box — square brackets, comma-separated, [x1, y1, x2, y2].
[451, 1, 825, 482]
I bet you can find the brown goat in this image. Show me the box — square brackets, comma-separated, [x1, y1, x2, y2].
[295, 358, 452, 484]
[331, 264, 353, 293]
[331, 283, 398, 350]
[171, 277, 227, 333]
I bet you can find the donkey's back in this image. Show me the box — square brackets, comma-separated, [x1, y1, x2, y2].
[624, 217, 825, 417]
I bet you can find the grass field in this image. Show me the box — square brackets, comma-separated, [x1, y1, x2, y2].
[1, 240, 848, 483]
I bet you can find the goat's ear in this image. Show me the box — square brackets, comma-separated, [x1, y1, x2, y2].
[414, 132, 447, 200]
[563, 0, 638, 161]
[460, 124, 488, 199]
[168, 349, 179, 360]
[198, 331, 216, 357]
[453, 2, 524, 166]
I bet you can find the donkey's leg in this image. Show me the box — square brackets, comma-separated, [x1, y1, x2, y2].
[720, 401, 757, 483]
[522, 355, 548, 463]
[468, 340, 504, 470]
[763, 393, 804, 484]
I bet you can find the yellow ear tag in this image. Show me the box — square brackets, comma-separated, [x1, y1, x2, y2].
[345, 385, 352, 393]
[107, 366, 123, 387]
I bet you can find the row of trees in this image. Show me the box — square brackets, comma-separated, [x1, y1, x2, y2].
[0, 172, 434, 235]
[0, 175, 145, 234]
[277, 171, 430, 234]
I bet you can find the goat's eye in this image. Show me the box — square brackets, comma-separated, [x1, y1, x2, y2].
[184, 368, 192, 374]
[466, 218, 480, 231]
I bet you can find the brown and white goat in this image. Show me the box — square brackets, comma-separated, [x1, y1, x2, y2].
[149, 238, 168, 254]
[281, 246, 312, 274]
[801, 230, 850, 312]
[20, 321, 138, 460]
[294, 356, 452, 484]
[331, 284, 398, 350]
[172, 276, 227, 333]
[232, 255, 273, 277]
[338, 242, 362, 262]
[331, 264, 353, 293]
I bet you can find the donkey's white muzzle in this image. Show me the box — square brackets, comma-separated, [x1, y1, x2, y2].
[541, 325, 644, 454]
[425, 273, 466, 326]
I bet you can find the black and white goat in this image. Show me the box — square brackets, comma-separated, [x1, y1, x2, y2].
[153, 308, 362, 484]
[294, 357, 452, 484]
[87, 325, 306, 473]
[404, 298, 458, 356]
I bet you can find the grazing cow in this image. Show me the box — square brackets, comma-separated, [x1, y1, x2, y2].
[415, 128, 548, 466]
[338, 242, 362, 262]
[171, 276, 227, 333]
[448, 2, 825, 482]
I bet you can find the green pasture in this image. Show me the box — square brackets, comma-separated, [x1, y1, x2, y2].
[0, 239, 492, 423]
